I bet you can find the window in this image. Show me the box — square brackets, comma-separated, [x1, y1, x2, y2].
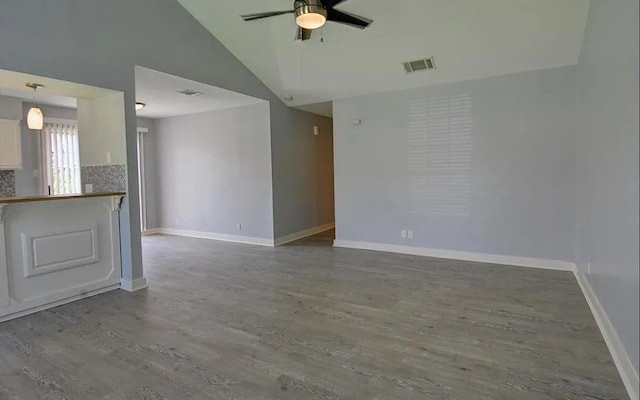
[408, 94, 473, 217]
[41, 119, 81, 195]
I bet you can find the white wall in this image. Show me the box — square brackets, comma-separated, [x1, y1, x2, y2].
[77, 94, 126, 166]
[153, 103, 274, 239]
[334, 66, 577, 261]
[574, 0, 639, 375]
[136, 118, 159, 230]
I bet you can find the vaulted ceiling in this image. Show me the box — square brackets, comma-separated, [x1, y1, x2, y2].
[178, 0, 590, 115]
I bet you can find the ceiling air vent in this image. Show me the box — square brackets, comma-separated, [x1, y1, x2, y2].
[177, 89, 204, 96]
[403, 57, 436, 73]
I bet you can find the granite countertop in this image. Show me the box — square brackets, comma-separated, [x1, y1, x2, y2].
[0, 192, 126, 204]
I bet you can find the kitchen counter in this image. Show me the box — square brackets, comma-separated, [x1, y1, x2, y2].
[0, 192, 126, 204]
[0, 192, 126, 322]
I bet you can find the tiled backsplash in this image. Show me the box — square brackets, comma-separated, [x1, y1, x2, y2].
[81, 165, 127, 193]
[0, 170, 16, 197]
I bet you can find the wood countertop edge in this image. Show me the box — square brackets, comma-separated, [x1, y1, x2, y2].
[0, 192, 126, 204]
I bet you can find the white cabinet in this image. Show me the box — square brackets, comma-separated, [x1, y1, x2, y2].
[0, 119, 22, 170]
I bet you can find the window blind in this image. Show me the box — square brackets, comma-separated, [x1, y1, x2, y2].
[44, 121, 81, 195]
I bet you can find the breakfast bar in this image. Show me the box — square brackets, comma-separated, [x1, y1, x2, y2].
[0, 192, 126, 322]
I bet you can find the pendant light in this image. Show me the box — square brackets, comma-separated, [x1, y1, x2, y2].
[26, 83, 45, 130]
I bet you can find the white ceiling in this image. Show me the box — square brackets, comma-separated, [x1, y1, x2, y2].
[135, 67, 265, 119]
[0, 88, 77, 109]
[177, 0, 590, 111]
[0, 68, 117, 108]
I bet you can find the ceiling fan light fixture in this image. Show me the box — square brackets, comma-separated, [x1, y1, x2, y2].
[295, 0, 327, 30]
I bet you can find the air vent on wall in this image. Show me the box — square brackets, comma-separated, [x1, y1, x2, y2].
[403, 57, 436, 73]
[177, 89, 204, 96]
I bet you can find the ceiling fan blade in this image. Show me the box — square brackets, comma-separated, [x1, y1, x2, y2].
[241, 10, 294, 22]
[322, 0, 350, 7]
[295, 27, 313, 41]
[327, 9, 372, 29]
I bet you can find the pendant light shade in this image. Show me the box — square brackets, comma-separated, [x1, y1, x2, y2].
[295, 0, 327, 30]
[27, 106, 44, 130]
[26, 83, 45, 130]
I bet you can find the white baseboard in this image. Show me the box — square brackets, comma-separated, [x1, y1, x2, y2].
[275, 223, 335, 246]
[142, 228, 161, 236]
[332, 240, 575, 271]
[120, 277, 148, 292]
[332, 239, 636, 399]
[152, 228, 275, 247]
[573, 267, 639, 400]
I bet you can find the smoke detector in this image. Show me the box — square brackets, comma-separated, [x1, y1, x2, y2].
[403, 57, 436, 73]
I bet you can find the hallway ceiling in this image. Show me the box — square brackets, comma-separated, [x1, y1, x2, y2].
[177, 0, 590, 110]
[135, 67, 265, 119]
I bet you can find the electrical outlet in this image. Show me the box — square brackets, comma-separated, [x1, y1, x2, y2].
[401, 230, 407, 238]
[237, 223, 242, 231]
[408, 231, 414, 240]
[175, 218, 180, 226]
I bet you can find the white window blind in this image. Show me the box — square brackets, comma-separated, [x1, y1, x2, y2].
[408, 94, 473, 217]
[43, 120, 81, 195]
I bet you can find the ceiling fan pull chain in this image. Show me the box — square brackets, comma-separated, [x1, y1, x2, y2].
[321, 26, 324, 43]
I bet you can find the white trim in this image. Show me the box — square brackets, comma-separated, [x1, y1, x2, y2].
[0, 284, 120, 323]
[120, 277, 148, 292]
[153, 228, 275, 247]
[137, 127, 149, 133]
[331, 239, 637, 399]
[332, 240, 575, 271]
[573, 267, 639, 400]
[136, 129, 147, 232]
[274, 223, 335, 246]
[142, 228, 162, 236]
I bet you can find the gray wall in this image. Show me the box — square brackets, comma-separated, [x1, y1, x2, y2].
[334, 66, 577, 261]
[16, 104, 78, 197]
[0, 95, 22, 118]
[0, 97, 77, 197]
[574, 0, 639, 373]
[153, 103, 274, 239]
[0, 0, 327, 280]
[270, 107, 336, 237]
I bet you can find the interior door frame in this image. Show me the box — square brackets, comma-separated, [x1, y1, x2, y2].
[137, 127, 148, 233]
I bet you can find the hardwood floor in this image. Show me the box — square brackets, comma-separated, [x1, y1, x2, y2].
[0, 233, 628, 399]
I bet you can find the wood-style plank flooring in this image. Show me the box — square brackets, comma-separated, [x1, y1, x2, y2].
[0, 233, 628, 399]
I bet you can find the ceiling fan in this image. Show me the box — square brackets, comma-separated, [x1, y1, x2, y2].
[240, 0, 373, 41]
